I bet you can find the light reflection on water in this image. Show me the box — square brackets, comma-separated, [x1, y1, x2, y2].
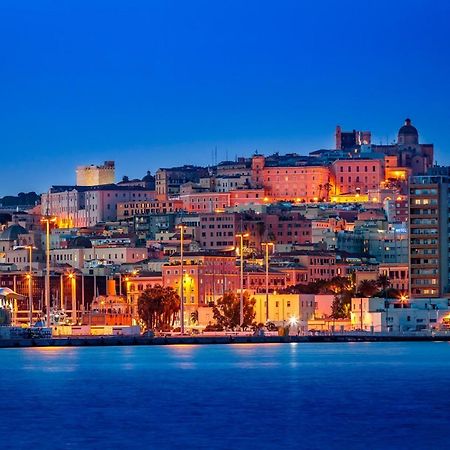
[0, 342, 450, 449]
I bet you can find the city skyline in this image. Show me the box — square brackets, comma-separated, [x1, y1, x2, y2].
[1, 0, 450, 195]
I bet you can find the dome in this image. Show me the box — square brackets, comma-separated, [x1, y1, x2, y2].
[0, 224, 28, 241]
[142, 171, 154, 182]
[398, 118, 418, 145]
[67, 236, 92, 249]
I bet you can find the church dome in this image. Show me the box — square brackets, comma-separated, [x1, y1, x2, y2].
[0, 224, 28, 241]
[142, 171, 154, 182]
[398, 118, 418, 145]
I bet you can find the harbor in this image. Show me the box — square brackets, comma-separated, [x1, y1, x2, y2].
[2, 331, 450, 348]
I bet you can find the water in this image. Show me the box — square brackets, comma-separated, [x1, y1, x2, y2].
[1, 342, 450, 449]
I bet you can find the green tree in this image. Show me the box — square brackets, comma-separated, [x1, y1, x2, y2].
[323, 182, 333, 201]
[357, 279, 379, 298]
[212, 292, 256, 330]
[138, 285, 180, 331]
[331, 291, 353, 319]
[377, 274, 391, 297]
[329, 275, 356, 319]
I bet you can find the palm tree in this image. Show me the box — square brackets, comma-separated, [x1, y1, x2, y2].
[357, 279, 379, 298]
[138, 285, 180, 331]
[323, 181, 333, 201]
[377, 274, 391, 297]
[318, 184, 323, 201]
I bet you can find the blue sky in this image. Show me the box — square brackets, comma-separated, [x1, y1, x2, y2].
[0, 0, 449, 195]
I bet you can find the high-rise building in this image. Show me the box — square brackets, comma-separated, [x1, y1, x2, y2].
[76, 161, 115, 186]
[409, 173, 450, 298]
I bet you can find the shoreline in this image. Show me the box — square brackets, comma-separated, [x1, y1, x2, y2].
[1, 334, 450, 348]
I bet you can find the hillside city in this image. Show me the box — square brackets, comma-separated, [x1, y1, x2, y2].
[0, 118, 448, 337]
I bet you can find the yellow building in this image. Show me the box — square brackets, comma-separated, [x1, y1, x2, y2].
[76, 161, 115, 186]
[252, 293, 315, 326]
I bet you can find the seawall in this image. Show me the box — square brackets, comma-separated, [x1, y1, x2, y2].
[1, 334, 450, 348]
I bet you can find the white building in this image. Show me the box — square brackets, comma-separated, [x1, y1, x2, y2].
[50, 247, 148, 270]
[41, 185, 155, 228]
[351, 297, 450, 332]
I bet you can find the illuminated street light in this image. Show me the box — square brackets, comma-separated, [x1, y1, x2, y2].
[41, 217, 56, 327]
[236, 232, 249, 327]
[67, 271, 77, 323]
[23, 245, 34, 326]
[261, 242, 274, 324]
[178, 223, 187, 334]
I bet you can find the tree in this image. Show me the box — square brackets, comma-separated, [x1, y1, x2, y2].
[331, 293, 351, 319]
[138, 285, 180, 331]
[323, 182, 333, 201]
[212, 292, 256, 330]
[329, 275, 356, 319]
[377, 274, 391, 297]
[357, 279, 379, 298]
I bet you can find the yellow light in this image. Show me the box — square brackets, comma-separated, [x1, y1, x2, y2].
[288, 316, 298, 326]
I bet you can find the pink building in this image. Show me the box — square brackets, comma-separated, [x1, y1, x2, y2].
[196, 213, 238, 251]
[243, 268, 288, 292]
[229, 189, 265, 206]
[180, 192, 230, 212]
[285, 251, 337, 283]
[41, 185, 155, 228]
[251, 155, 330, 202]
[331, 159, 384, 195]
[242, 211, 312, 250]
[162, 253, 239, 307]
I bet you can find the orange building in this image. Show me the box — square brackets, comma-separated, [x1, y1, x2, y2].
[180, 192, 230, 212]
[331, 159, 384, 195]
[229, 189, 266, 206]
[162, 253, 239, 309]
[251, 155, 330, 202]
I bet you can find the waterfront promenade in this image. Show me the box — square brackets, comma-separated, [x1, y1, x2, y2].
[1, 331, 450, 348]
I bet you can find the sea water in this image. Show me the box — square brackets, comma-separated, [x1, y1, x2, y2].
[1, 342, 449, 449]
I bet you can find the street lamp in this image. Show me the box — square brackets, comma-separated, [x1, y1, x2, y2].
[236, 232, 249, 327]
[261, 242, 274, 324]
[41, 217, 56, 327]
[68, 272, 77, 324]
[24, 245, 34, 326]
[178, 224, 187, 334]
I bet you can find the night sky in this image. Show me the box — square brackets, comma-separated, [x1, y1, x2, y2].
[0, 0, 449, 195]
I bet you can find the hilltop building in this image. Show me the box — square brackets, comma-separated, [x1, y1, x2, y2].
[76, 161, 115, 186]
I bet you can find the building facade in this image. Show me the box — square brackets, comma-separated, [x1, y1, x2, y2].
[76, 161, 115, 186]
[409, 174, 450, 298]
